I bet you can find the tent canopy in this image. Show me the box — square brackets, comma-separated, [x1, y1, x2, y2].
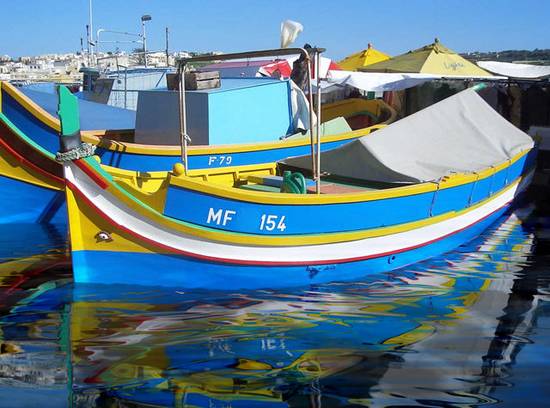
[324, 71, 440, 92]
[360, 39, 492, 77]
[338, 43, 390, 71]
[477, 61, 550, 79]
[281, 89, 533, 184]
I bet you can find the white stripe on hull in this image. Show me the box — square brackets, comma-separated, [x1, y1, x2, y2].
[66, 163, 531, 264]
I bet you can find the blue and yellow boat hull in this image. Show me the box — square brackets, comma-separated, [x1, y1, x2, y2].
[61, 143, 535, 289]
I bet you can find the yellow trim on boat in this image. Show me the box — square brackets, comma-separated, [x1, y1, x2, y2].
[84, 98, 395, 155]
[171, 170, 437, 203]
[1, 81, 115, 136]
[84, 125, 385, 156]
[322, 98, 381, 121]
[437, 156, 521, 188]
[0, 144, 64, 190]
[1, 81, 61, 131]
[1, 80, 392, 156]
[166, 149, 530, 205]
[88, 172, 526, 249]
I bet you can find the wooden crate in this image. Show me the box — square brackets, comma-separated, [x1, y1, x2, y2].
[185, 71, 221, 90]
[166, 71, 221, 91]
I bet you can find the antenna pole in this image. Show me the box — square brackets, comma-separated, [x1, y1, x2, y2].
[89, 0, 94, 65]
[165, 27, 169, 67]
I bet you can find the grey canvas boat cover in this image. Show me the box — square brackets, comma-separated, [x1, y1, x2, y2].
[281, 89, 534, 184]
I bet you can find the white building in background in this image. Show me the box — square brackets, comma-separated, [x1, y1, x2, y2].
[28, 60, 54, 72]
[53, 60, 70, 73]
[0, 62, 10, 80]
[0, 49, 222, 83]
[173, 51, 191, 59]
[147, 51, 168, 67]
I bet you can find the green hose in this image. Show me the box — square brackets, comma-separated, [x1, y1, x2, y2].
[471, 83, 488, 92]
[281, 171, 307, 194]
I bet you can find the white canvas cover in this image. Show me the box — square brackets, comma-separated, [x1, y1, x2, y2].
[324, 70, 439, 92]
[477, 61, 550, 79]
[323, 70, 503, 93]
[282, 89, 534, 184]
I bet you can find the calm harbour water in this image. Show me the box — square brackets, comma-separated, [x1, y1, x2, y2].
[1, 196, 550, 407]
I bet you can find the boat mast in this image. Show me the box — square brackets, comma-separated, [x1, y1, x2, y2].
[315, 50, 322, 194]
[88, 0, 94, 66]
[177, 61, 189, 175]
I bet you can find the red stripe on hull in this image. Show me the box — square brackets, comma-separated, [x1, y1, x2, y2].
[74, 159, 109, 190]
[66, 176, 512, 267]
[0, 137, 64, 185]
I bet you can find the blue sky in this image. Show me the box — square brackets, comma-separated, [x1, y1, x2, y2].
[1, 0, 549, 60]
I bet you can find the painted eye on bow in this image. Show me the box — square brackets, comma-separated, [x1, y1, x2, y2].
[95, 231, 113, 243]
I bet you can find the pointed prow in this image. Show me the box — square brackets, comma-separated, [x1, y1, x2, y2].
[55, 85, 95, 162]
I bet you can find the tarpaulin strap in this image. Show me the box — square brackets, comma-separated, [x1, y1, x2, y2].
[468, 172, 480, 207]
[488, 166, 496, 196]
[429, 178, 442, 217]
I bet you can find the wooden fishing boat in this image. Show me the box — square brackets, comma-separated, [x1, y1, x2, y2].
[0, 80, 391, 172]
[56, 79, 536, 289]
[0, 49, 394, 224]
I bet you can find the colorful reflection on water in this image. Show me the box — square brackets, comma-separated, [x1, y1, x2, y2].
[1, 202, 550, 407]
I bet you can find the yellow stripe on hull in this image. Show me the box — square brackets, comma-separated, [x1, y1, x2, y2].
[165, 149, 530, 205]
[0, 144, 63, 190]
[69, 169, 526, 252]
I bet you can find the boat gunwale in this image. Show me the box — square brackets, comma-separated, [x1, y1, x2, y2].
[0, 111, 64, 188]
[163, 149, 531, 205]
[67, 157, 532, 247]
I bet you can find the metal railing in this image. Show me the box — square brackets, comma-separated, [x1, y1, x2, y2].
[176, 47, 324, 193]
[96, 50, 172, 72]
[109, 67, 172, 109]
[92, 52, 174, 109]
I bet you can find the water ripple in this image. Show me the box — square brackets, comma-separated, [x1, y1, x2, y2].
[1, 203, 549, 407]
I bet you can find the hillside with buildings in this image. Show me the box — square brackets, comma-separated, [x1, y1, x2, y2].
[1, 47, 549, 85]
[0, 49, 221, 84]
[461, 48, 550, 64]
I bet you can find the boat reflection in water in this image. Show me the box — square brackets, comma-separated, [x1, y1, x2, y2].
[0, 222, 69, 315]
[0, 223, 70, 407]
[1, 204, 549, 407]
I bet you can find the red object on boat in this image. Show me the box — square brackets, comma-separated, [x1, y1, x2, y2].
[202, 57, 341, 80]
